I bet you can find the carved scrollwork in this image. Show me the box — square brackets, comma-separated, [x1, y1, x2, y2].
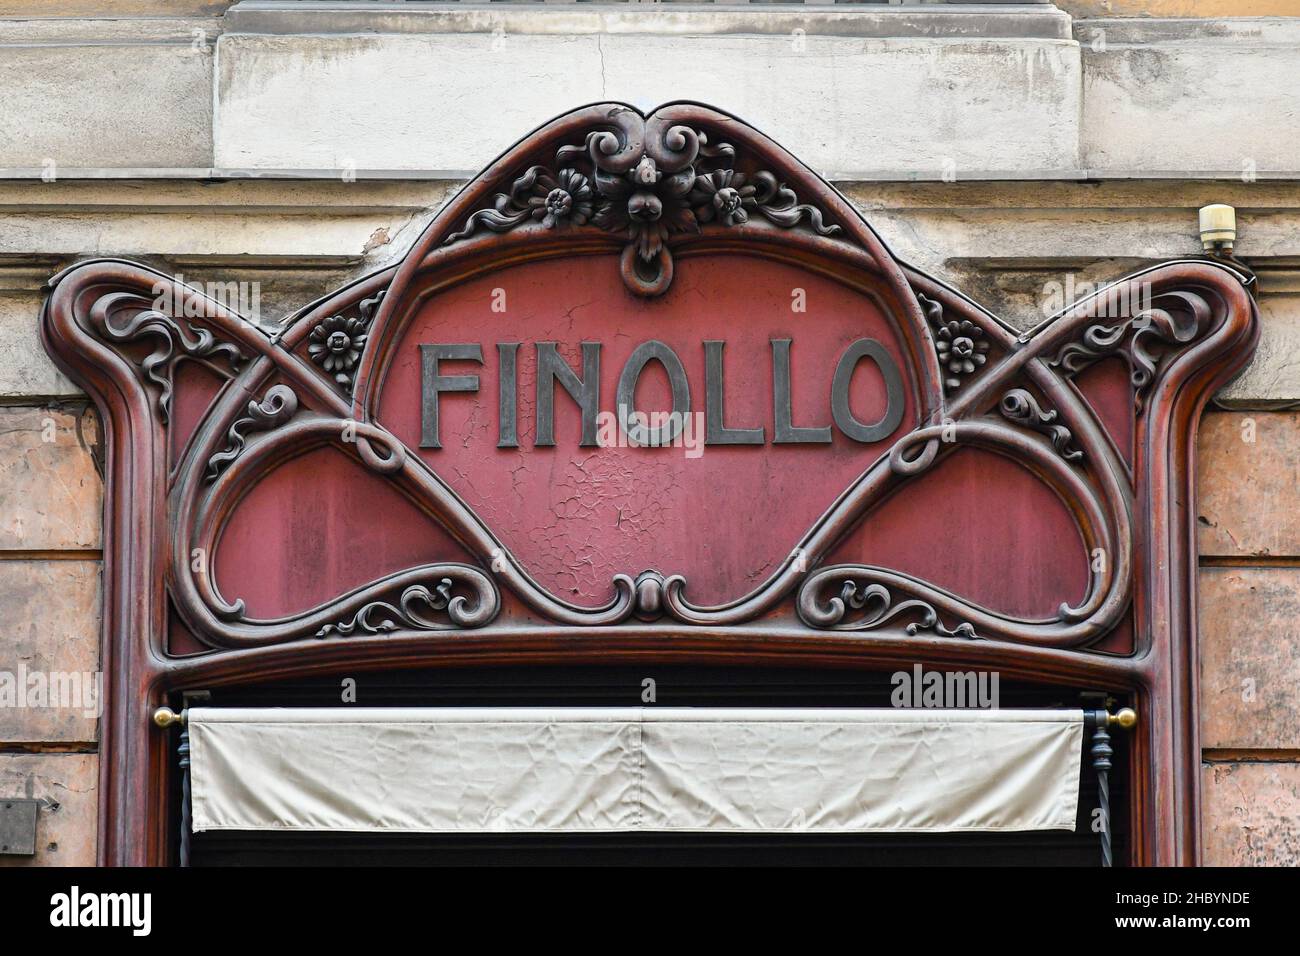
[90, 293, 244, 423]
[1048, 290, 1210, 411]
[446, 166, 597, 242]
[631, 570, 667, 622]
[445, 110, 840, 297]
[797, 568, 976, 639]
[348, 419, 407, 475]
[205, 384, 298, 482]
[999, 388, 1083, 463]
[316, 566, 499, 637]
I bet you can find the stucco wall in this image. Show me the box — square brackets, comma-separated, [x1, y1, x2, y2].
[0, 1, 1297, 866]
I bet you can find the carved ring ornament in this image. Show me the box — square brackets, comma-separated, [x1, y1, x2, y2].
[41, 103, 1259, 865]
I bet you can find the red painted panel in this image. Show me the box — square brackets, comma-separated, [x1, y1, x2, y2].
[827, 448, 1089, 619]
[1092, 616, 1134, 656]
[214, 446, 472, 618]
[1074, 357, 1134, 469]
[169, 360, 228, 470]
[376, 253, 918, 606]
[1072, 359, 1135, 652]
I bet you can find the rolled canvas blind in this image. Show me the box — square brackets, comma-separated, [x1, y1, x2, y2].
[188, 707, 1084, 835]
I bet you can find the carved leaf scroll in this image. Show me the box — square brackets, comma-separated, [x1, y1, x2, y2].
[91, 294, 244, 423]
[445, 112, 841, 297]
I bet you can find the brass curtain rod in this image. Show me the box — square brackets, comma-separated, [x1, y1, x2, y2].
[152, 705, 1138, 729]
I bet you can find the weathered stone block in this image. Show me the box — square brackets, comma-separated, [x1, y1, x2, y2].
[1063, 1, 1300, 17]
[1082, 19, 1300, 175]
[0, 42, 211, 169]
[1202, 761, 1300, 866]
[215, 32, 1080, 178]
[1217, 293, 1300, 405]
[0, 560, 101, 743]
[0, 753, 96, 867]
[0, 1, 226, 12]
[1199, 568, 1300, 750]
[0, 293, 79, 398]
[0, 407, 101, 551]
[1198, 411, 1300, 558]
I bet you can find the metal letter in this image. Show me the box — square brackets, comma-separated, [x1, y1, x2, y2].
[420, 343, 483, 449]
[704, 340, 764, 445]
[536, 342, 601, 446]
[616, 340, 691, 446]
[498, 342, 519, 449]
[830, 338, 905, 443]
[772, 339, 831, 444]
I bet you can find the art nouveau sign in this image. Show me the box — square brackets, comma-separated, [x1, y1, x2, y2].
[41, 103, 1258, 865]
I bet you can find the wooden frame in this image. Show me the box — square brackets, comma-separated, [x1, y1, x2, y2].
[40, 102, 1258, 866]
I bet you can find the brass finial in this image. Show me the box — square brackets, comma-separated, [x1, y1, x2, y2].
[152, 706, 185, 728]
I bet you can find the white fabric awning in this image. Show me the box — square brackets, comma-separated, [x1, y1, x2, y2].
[188, 707, 1083, 835]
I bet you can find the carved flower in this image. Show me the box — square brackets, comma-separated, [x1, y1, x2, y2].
[934, 319, 989, 388]
[308, 315, 368, 387]
[689, 169, 758, 227]
[592, 155, 699, 261]
[529, 168, 595, 229]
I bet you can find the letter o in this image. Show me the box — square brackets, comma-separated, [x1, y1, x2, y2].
[616, 341, 691, 446]
[831, 339, 905, 443]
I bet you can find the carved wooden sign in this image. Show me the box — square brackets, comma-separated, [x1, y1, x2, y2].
[42, 103, 1258, 865]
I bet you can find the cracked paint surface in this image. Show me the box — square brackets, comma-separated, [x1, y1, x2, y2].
[378, 253, 917, 606]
